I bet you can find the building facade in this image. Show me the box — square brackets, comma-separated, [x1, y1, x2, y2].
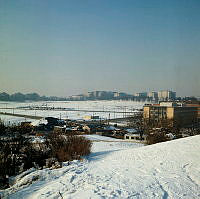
[143, 102, 199, 127]
[157, 90, 176, 101]
[124, 133, 147, 142]
[147, 91, 158, 101]
[134, 92, 147, 97]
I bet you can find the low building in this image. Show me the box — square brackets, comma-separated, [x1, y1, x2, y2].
[124, 133, 147, 142]
[159, 102, 179, 107]
[54, 126, 66, 133]
[83, 115, 100, 121]
[82, 124, 97, 133]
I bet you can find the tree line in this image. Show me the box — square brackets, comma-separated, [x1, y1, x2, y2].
[0, 92, 66, 102]
[0, 91, 198, 102]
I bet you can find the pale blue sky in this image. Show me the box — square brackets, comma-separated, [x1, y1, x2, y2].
[0, 0, 200, 97]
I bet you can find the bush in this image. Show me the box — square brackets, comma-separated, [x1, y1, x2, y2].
[146, 132, 168, 145]
[0, 120, 6, 135]
[9, 123, 33, 134]
[47, 133, 92, 162]
[0, 130, 92, 188]
[0, 136, 50, 188]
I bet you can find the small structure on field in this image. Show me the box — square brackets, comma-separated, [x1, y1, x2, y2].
[83, 115, 100, 121]
[124, 133, 147, 142]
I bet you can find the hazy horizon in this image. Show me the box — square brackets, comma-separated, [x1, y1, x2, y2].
[0, 0, 200, 97]
[0, 89, 196, 99]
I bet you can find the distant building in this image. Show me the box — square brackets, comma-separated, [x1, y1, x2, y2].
[113, 92, 120, 98]
[70, 95, 84, 100]
[83, 115, 100, 120]
[147, 91, 158, 101]
[157, 90, 176, 101]
[85, 92, 95, 98]
[113, 92, 128, 98]
[133, 90, 176, 102]
[84, 91, 114, 100]
[134, 92, 147, 98]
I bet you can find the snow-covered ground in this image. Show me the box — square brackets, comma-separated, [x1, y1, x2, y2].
[0, 100, 144, 124]
[1, 135, 200, 199]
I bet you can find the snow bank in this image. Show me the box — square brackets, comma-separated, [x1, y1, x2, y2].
[83, 134, 125, 142]
[1, 135, 200, 199]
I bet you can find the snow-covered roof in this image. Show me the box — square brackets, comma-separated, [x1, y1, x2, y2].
[125, 133, 143, 137]
[125, 128, 138, 133]
[103, 126, 118, 131]
[30, 136, 46, 143]
[31, 118, 48, 126]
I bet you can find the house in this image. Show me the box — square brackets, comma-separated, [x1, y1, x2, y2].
[83, 115, 100, 121]
[82, 124, 97, 133]
[125, 128, 138, 134]
[124, 128, 146, 142]
[94, 125, 120, 136]
[21, 121, 32, 126]
[124, 133, 147, 142]
[54, 126, 66, 133]
[43, 117, 66, 130]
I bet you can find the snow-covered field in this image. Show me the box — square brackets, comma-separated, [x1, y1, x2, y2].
[1, 135, 200, 199]
[0, 101, 144, 124]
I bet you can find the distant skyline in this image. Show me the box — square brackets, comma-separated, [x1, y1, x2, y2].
[0, 0, 200, 97]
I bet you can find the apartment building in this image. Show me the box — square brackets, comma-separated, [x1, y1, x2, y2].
[147, 91, 158, 100]
[134, 92, 147, 97]
[143, 102, 199, 127]
[157, 90, 176, 101]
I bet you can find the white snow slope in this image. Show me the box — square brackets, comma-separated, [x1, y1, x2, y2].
[1, 135, 200, 199]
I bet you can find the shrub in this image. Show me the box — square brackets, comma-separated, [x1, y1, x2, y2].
[0, 136, 28, 188]
[0, 120, 6, 135]
[146, 132, 168, 145]
[47, 133, 92, 162]
[0, 130, 92, 188]
[0, 136, 50, 188]
[9, 123, 33, 134]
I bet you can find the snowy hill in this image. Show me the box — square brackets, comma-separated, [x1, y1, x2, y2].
[1, 135, 200, 199]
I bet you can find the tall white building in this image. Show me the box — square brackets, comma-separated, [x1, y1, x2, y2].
[134, 92, 147, 97]
[158, 90, 176, 101]
[147, 91, 158, 100]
